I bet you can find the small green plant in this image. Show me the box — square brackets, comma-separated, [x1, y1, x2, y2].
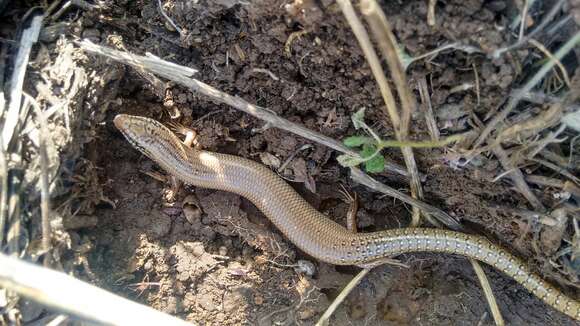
[337, 108, 463, 173]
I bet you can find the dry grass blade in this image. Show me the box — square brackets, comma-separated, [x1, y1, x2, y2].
[337, 0, 428, 228]
[518, 0, 530, 41]
[335, 0, 399, 126]
[496, 102, 563, 143]
[157, 0, 183, 35]
[528, 39, 571, 87]
[493, 146, 545, 210]
[0, 253, 195, 326]
[1, 14, 43, 150]
[403, 42, 482, 70]
[418, 77, 440, 140]
[360, 0, 413, 133]
[359, 0, 425, 227]
[24, 93, 52, 265]
[0, 134, 6, 247]
[530, 158, 580, 186]
[492, 0, 566, 58]
[1, 14, 42, 254]
[473, 31, 580, 150]
[427, 0, 437, 26]
[315, 268, 370, 326]
[469, 258, 505, 326]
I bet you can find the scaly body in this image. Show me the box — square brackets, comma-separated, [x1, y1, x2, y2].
[114, 114, 579, 320]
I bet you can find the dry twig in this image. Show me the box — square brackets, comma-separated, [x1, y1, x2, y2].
[427, 0, 437, 26]
[50, 0, 100, 20]
[78, 39, 412, 177]
[418, 77, 440, 141]
[157, 0, 183, 35]
[493, 146, 545, 210]
[24, 94, 52, 266]
[0, 254, 194, 326]
[528, 39, 571, 87]
[80, 41, 357, 155]
[0, 134, 6, 247]
[2, 14, 43, 149]
[472, 32, 580, 150]
[492, 0, 566, 58]
[518, 0, 530, 41]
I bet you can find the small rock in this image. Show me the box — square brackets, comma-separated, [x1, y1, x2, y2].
[487, 0, 506, 12]
[295, 259, 316, 276]
[298, 307, 316, 320]
[223, 286, 252, 312]
[259, 152, 281, 169]
[349, 302, 366, 320]
[163, 296, 179, 314]
[191, 242, 205, 257]
[148, 210, 172, 238]
[63, 214, 98, 230]
[176, 93, 188, 104]
[143, 260, 153, 271]
[182, 195, 202, 224]
[254, 293, 264, 305]
[228, 261, 249, 276]
[197, 293, 216, 311]
[219, 246, 228, 256]
[81, 28, 101, 42]
[200, 226, 216, 240]
[19, 300, 44, 322]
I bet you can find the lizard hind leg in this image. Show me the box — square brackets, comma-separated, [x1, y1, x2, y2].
[339, 185, 405, 269]
[338, 184, 358, 233]
[166, 122, 202, 149]
[164, 122, 202, 201]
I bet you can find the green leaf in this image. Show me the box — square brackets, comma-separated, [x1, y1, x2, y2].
[360, 143, 376, 158]
[336, 154, 366, 167]
[396, 45, 414, 71]
[343, 135, 373, 147]
[360, 144, 385, 173]
[352, 108, 366, 130]
[365, 154, 385, 173]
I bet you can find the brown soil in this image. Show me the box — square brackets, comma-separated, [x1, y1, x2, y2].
[4, 0, 579, 325]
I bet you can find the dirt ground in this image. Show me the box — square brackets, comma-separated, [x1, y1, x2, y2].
[2, 0, 579, 325]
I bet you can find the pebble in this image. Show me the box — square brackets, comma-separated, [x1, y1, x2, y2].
[143, 259, 153, 271]
[298, 307, 316, 320]
[197, 293, 216, 312]
[254, 293, 264, 305]
[295, 259, 316, 276]
[191, 242, 205, 257]
[223, 287, 251, 312]
[81, 28, 101, 42]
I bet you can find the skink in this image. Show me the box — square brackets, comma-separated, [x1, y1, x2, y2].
[114, 114, 579, 320]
